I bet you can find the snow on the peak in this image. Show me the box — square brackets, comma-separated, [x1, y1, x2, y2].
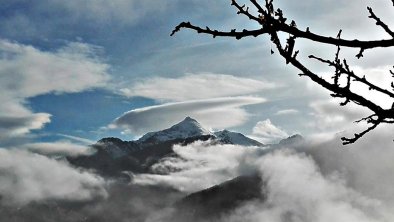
[138, 117, 212, 143]
[214, 130, 263, 146]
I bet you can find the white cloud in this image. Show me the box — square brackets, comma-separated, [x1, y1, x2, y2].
[227, 149, 390, 222]
[304, 125, 394, 203]
[111, 97, 266, 135]
[308, 98, 370, 136]
[21, 141, 94, 157]
[0, 40, 109, 102]
[252, 119, 289, 143]
[0, 114, 51, 142]
[120, 73, 276, 101]
[0, 39, 110, 144]
[0, 148, 107, 206]
[275, 109, 299, 116]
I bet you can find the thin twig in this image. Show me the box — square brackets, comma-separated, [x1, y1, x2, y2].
[171, 22, 267, 39]
[367, 7, 394, 38]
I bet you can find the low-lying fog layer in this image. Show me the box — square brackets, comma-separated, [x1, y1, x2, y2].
[1, 127, 393, 222]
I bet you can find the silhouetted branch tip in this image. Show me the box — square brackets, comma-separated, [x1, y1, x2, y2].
[341, 121, 380, 145]
[356, 48, 365, 59]
[367, 6, 394, 38]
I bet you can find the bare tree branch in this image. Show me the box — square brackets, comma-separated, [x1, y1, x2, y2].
[279, 24, 394, 50]
[230, 0, 261, 22]
[250, 0, 267, 14]
[172, 0, 394, 145]
[171, 22, 268, 39]
[172, 19, 394, 51]
[341, 121, 380, 145]
[308, 55, 394, 99]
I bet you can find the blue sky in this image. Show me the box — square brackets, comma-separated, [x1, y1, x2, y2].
[0, 0, 393, 147]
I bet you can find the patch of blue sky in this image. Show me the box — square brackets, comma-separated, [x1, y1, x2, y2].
[27, 89, 156, 142]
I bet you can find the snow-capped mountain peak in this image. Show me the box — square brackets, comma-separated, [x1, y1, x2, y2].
[137, 117, 212, 143]
[214, 130, 263, 146]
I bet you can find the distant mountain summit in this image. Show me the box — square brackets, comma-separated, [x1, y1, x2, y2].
[136, 116, 263, 146]
[138, 117, 212, 143]
[278, 134, 305, 146]
[214, 130, 263, 146]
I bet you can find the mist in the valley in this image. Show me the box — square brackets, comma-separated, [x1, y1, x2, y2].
[0, 148, 184, 222]
[138, 126, 394, 222]
[1, 126, 394, 222]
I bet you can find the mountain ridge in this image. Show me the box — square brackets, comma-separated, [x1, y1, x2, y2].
[67, 117, 303, 178]
[214, 129, 264, 146]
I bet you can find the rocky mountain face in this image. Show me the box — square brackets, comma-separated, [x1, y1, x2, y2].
[173, 174, 265, 221]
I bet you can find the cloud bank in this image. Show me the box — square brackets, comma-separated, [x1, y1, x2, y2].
[0, 148, 107, 206]
[308, 98, 371, 138]
[227, 150, 389, 222]
[134, 142, 260, 192]
[21, 141, 94, 157]
[136, 125, 394, 222]
[0, 114, 51, 143]
[111, 97, 266, 135]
